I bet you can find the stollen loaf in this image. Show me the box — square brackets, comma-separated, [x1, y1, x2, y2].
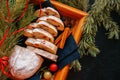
[9, 45, 44, 79]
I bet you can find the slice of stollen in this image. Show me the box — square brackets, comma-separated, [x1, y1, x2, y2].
[36, 16, 64, 31]
[24, 29, 33, 38]
[47, 15, 64, 31]
[27, 46, 58, 62]
[26, 23, 38, 29]
[46, 7, 60, 18]
[34, 8, 47, 17]
[25, 38, 58, 54]
[37, 21, 58, 37]
[34, 7, 60, 18]
[33, 28, 54, 43]
[36, 16, 48, 22]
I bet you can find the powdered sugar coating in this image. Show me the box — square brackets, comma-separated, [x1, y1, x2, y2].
[47, 15, 64, 26]
[25, 38, 57, 54]
[33, 28, 54, 42]
[9, 45, 44, 79]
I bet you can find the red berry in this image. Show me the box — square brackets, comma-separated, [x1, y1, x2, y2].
[49, 63, 58, 72]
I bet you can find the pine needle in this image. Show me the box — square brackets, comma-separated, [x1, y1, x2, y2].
[0, 0, 36, 79]
[58, 0, 89, 11]
[79, 0, 120, 58]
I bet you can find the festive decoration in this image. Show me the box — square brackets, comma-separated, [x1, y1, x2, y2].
[2, 0, 119, 80]
[43, 71, 52, 80]
[49, 63, 58, 72]
[0, 0, 36, 79]
[0, 56, 10, 78]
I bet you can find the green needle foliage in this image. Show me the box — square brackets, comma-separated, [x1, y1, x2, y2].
[79, 0, 120, 58]
[0, 0, 36, 79]
[58, 0, 120, 71]
[58, 0, 89, 11]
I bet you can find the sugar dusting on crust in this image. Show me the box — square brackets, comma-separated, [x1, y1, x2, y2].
[9, 45, 44, 79]
[47, 15, 64, 26]
[33, 28, 54, 42]
[37, 21, 58, 33]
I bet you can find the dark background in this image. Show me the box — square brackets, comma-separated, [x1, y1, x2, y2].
[67, 0, 120, 80]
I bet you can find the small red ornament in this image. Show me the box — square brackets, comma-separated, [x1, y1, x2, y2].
[49, 63, 58, 72]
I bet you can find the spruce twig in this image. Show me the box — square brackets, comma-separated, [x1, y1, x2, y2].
[0, 0, 36, 79]
[79, 0, 120, 58]
[59, 0, 120, 71]
[58, 0, 89, 11]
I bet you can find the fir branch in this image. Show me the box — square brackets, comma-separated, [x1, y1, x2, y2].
[0, 0, 8, 19]
[58, 0, 120, 72]
[58, 0, 89, 11]
[91, 2, 120, 39]
[0, 3, 36, 57]
[79, 0, 120, 58]
[100, 12, 119, 39]
[90, 0, 108, 13]
[79, 13, 100, 57]
[11, 0, 27, 20]
[18, 4, 37, 28]
[0, 1, 36, 79]
[70, 60, 81, 71]
[0, 72, 7, 80]
[58, 0, 120, 71]
[107, 0, 120, 14]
